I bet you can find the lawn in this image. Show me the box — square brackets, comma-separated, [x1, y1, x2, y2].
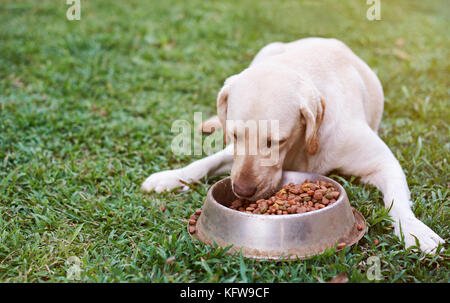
[0, 0, 448, 282]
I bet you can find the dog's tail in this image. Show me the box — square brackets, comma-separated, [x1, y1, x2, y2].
[200, 115, 222, 134]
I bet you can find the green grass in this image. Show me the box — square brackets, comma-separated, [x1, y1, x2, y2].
[0, 0, 448, 282]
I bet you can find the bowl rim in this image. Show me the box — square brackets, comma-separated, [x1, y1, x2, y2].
[190, 207, 367, 260]
[207, 172, 347, 219]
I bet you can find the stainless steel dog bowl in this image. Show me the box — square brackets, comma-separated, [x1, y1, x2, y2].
[189, 171, 366, 260]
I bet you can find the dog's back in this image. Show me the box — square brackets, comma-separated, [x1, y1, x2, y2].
[252, 38, 384, 132]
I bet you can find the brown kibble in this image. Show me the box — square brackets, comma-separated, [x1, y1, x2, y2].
[190, 214, 198, 220]
[356, 224, 363, 231]
[188, 225, 196, 234]
[165, 256, 176, 264]
[328, 273, 348, 283]
[313, 192, 323, 200]
[189, 219, 196, 225]
[296, 207, 306, 214]
[233, 199, 243, 206]
[289, 187, 299, 194]
[226, 179, 338, 215]
[293, 197, 302, 203]
[331, 191, 340, 199]
[374, 238, 379, 245]
[337, 242, 346, 249]
[195, 209, 202, 215]
[277, 193, 288, 200]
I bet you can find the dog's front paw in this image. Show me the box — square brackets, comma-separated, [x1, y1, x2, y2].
[141, 169, 189, 193]
[394, 216, 445, 254]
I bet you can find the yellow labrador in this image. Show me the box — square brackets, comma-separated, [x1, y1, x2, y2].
[142, 38, 444, 253]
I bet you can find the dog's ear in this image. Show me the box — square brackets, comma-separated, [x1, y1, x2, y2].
[300, 94, 326, 155]
[217, 74, 239, 145]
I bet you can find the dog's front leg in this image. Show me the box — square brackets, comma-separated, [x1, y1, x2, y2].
[338, 125, 444, 253]
[141, 144, 233, 193]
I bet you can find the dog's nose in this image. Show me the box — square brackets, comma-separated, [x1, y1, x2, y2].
[233, 182, 257, 198]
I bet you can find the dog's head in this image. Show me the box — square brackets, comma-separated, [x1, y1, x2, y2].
[217, 64, 325, 200]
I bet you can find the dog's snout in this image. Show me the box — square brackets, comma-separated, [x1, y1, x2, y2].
[233, 182, 257, 198]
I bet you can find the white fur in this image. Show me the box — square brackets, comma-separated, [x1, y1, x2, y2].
[142, 38, 444, 253]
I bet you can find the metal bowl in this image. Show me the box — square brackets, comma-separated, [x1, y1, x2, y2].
[190, 171, 366, 260]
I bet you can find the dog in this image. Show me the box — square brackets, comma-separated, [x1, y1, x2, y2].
[142, 38, 444, 253]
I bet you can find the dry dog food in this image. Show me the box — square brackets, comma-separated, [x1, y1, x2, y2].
[229, 179, 340, 215]
[188, 209, 202, 234]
